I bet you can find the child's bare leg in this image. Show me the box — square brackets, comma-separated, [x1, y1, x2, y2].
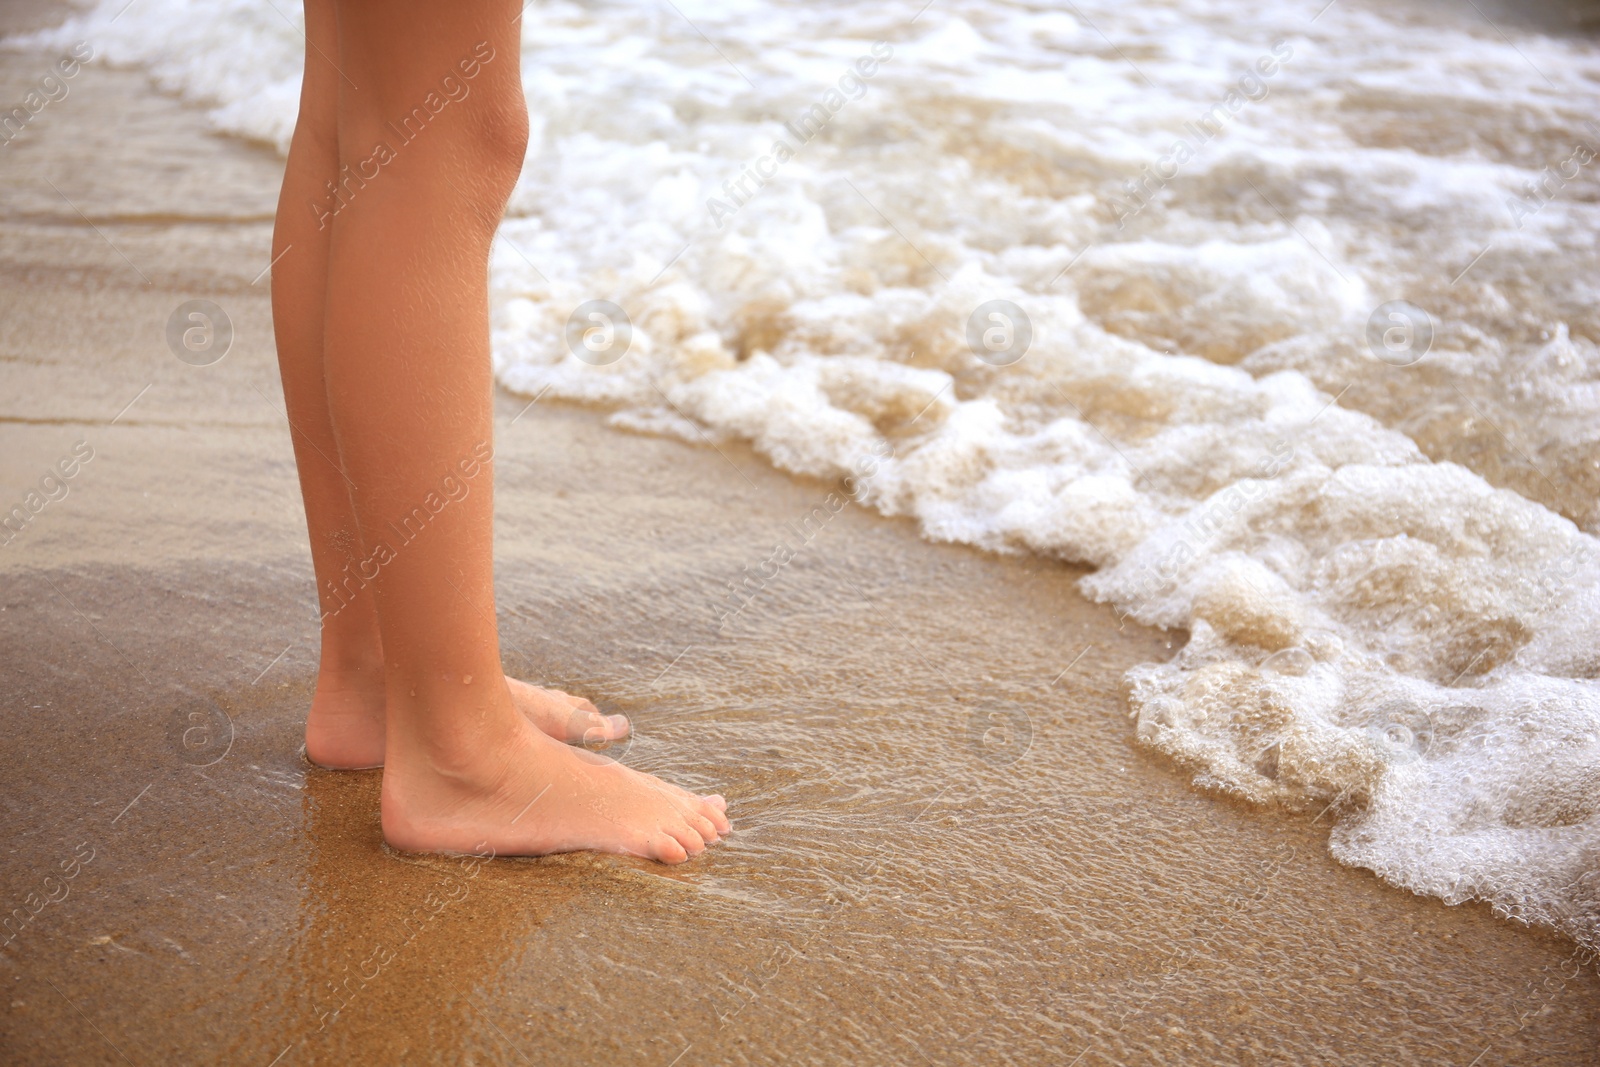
[271, 0, 387, 767]
[270, 0, 625, 768]
[321, 0, 727, 860]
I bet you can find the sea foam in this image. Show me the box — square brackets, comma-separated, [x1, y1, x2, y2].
[16, 0, 1598, 950]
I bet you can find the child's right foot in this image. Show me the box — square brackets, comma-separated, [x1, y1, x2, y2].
[380, 710, 729, 864]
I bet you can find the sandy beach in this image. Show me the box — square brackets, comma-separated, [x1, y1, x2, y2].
[2, 1, 1599, 1063]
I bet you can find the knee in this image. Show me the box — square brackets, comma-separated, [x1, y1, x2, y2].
[366, 91, 527, 218]
[422, 96, 527, 232]
[466, 95, 529, 202]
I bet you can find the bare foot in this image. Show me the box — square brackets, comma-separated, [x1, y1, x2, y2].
[305, 672, 628, 769]
[381, 712, 730, 863]
[505, 678, 631, 747]
[305, 665, 388, 769]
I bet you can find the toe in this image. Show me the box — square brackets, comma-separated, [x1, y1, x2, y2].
[650, 834, 689, 864]
[657, 785, 730, 836]
[575, 711, 629, 746]
[685, 811, 720, 845]
[700, 798, 731, 835]
[665, 821, 707, 857]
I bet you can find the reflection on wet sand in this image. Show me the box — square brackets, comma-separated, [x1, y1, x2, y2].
[242, 768, 556, 1063]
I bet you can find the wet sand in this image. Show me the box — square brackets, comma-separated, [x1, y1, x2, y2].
[1, 7, 1598, 1065]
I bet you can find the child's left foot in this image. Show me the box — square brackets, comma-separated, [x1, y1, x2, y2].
[505, 678, 632, 747]
[304, 672, 629, 770]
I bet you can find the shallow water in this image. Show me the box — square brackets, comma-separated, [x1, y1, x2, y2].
[5, 0, 1600, 1022]
[9, 0, 1600, 1043]
[1, 21, 1599, 1060]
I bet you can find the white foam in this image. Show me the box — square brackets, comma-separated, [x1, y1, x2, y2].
[21, 0, 1599, 950]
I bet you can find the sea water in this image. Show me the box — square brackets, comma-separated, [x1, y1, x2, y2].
[15, 0, 1598, 951]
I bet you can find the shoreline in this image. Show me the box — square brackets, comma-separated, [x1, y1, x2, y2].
[0, 7, 1597, 1064]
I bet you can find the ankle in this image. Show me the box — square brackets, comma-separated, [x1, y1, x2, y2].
[383, 678, 526, 781]
[316, 659, 385, 682]
[312, 661, 386, 706]
[315, 608, 384, 678]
